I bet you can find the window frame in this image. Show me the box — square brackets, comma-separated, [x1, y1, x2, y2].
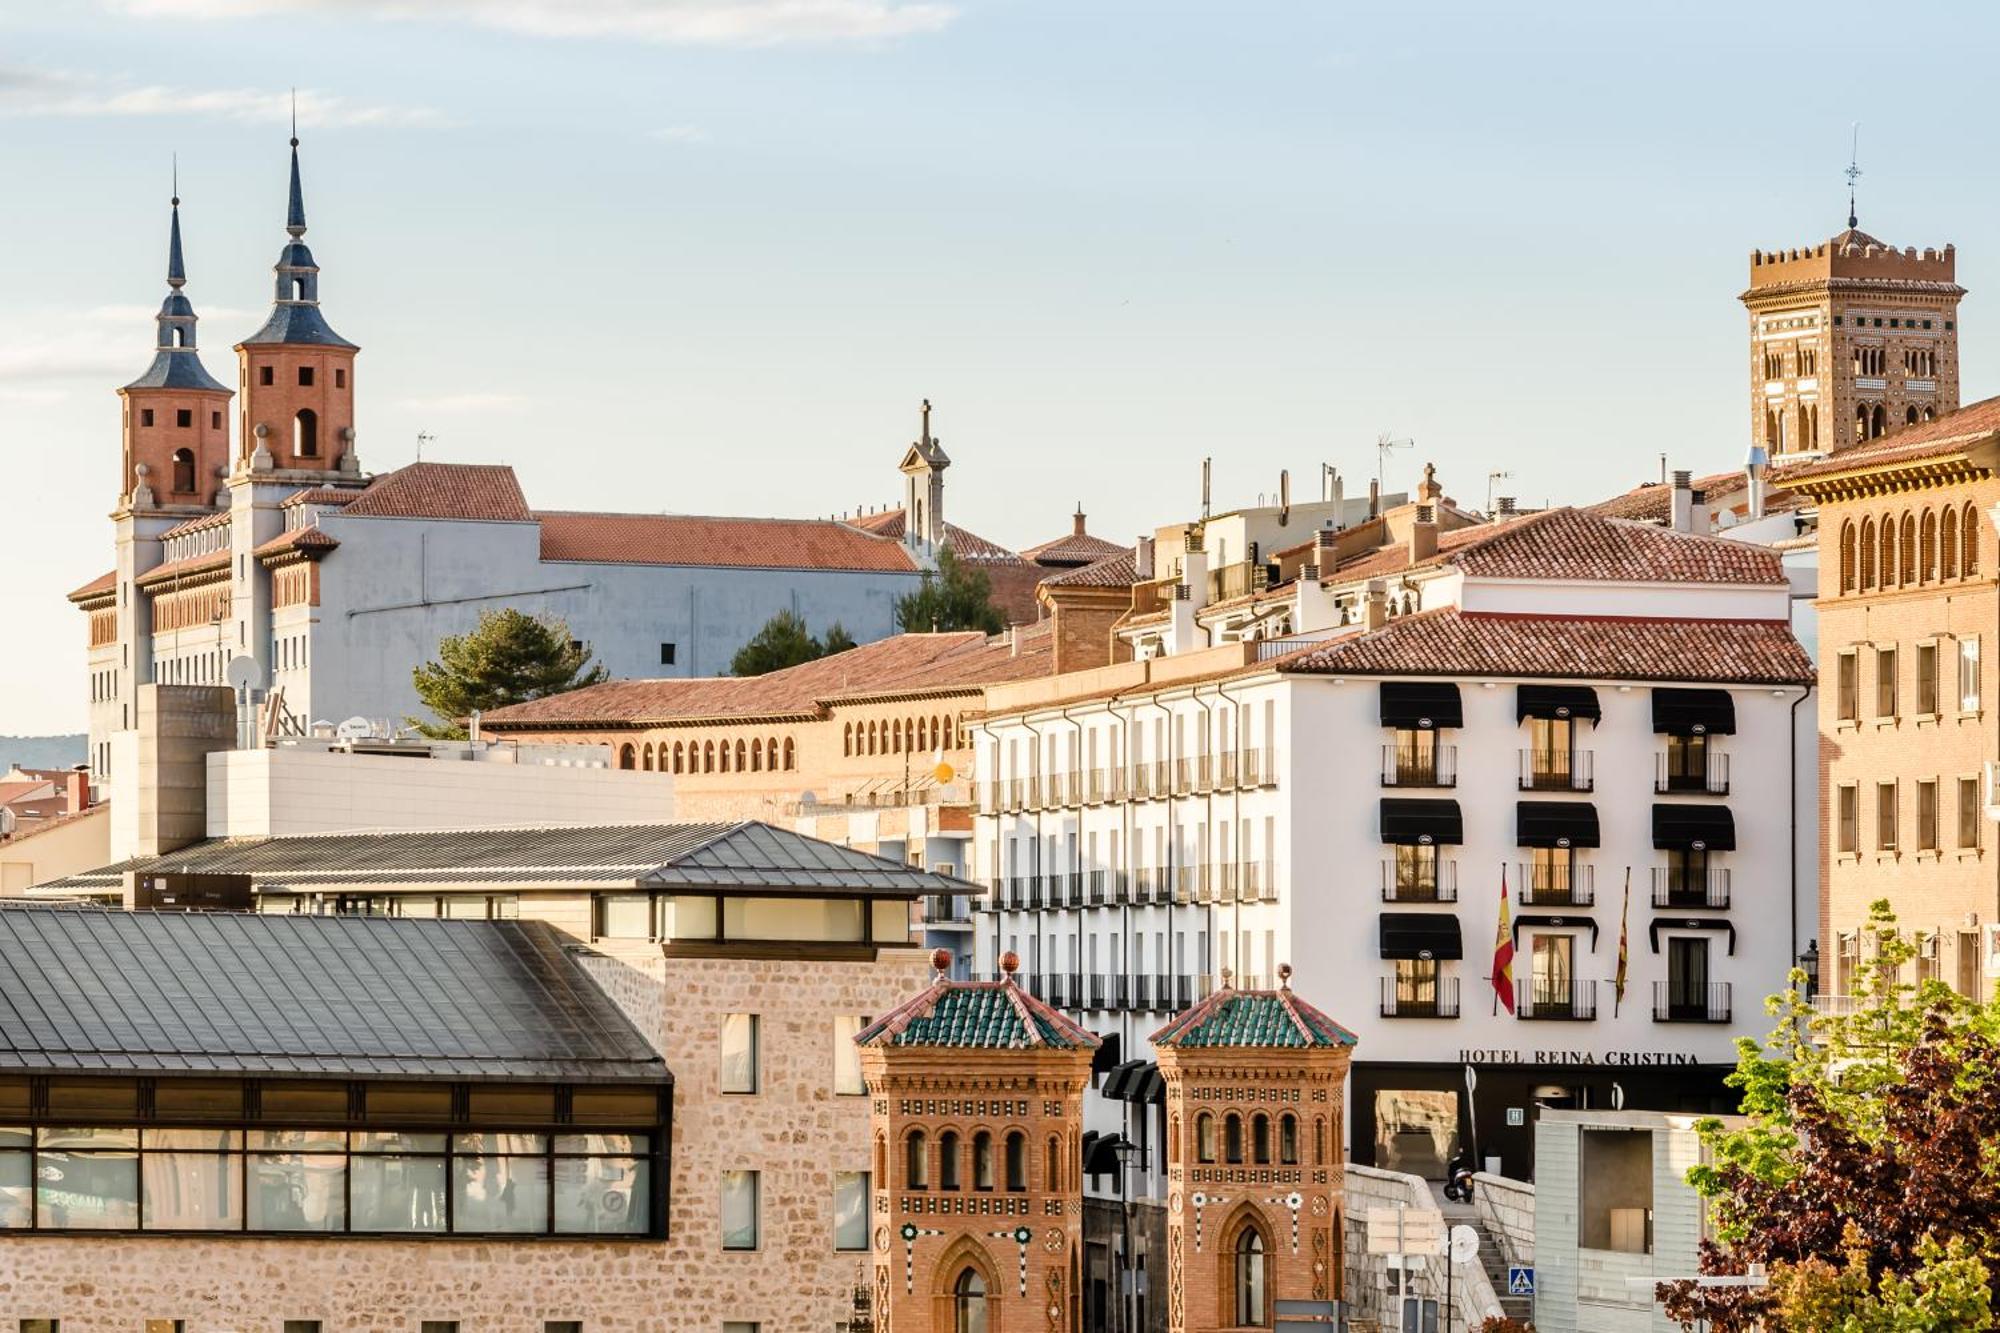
[719, 1013, 760, 1096]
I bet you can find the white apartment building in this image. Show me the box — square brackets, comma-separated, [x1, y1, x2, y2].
[970, 501, 1816, 1195]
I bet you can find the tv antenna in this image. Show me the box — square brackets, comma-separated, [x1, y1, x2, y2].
[416, 429, 435, 462]
[1486, 470, 1514, 514]
[1375, 433, 1414, 494]
[1845, 122, 1862, 229]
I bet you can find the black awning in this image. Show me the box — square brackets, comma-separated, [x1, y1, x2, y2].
[1517, 684, 1602, 724]
[1381, 798, 1464, 846]
[1102, 1059, 1145, 1099]
[1517, 801, 1601, 848]
[1082, 1132, 1129, 1177]
[1649, 919, 1737, 956]
[1653, 804, 1736, 851]
[1091, 1031, 1124, 1076]
[1652, 688, 1736, 736]
[1381, 681, 1463, 730]
[1380, 912, 1464, 961]
[1512, 913, 1600, 951]
[1136, 1066, 1165, 1105]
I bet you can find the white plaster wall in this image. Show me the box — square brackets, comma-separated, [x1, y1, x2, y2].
[1455, 578, 1791, 622]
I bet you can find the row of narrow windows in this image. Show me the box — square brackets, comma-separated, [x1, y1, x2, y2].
[1854, 402, 1935, 441]
[845, 713, 961, 757]
[1175, 1110, 1327, 1169]
[1838, 503, 1981, 593]
[619, 737, 796, 774]
[136, 409, 222, 431]
[255, 365, 346, 389]
[893, 1128, 1047, 1194]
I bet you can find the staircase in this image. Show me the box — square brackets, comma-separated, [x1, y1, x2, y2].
[1435, 1185, 1533, 1326]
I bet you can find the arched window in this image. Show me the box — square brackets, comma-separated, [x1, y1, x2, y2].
[1252, 1113, 1271, 1165]
[1907, 405, 1921, 426]
[1839, 521, 1857, 593]
[750, 739, 763, 772]
[673, 742, 685, 773]
[1196, 1113, 1216, 1164]
[1879, 518, 1897, 587]
[1943, 507, 1960, 579]
[1925, 405, 1937, 422]
[766, 736, 779, 769]
[867, 722, 878, 756]
[294, 407, 318, 458]
[1860, 518, 1877, 588]
[905, 1131, 929, 1190]
[1965, 503, 1981, 576]
[1313, 1116, 1327, 1165]
[718, 741, 731, 773]
[973, 1132, 995, 1190]
[1856, 403, 1871, 443]
[1233, 1226, 1268, 1327]
[1004, 1132, 1027, 1192]
[1224, 1114, 1243, 1165]
[1922, 510, 1938, 582]
[783, 738, 795, 770]
[843, 723, 853, 757]
[938, 1131, 961, 1191]
[703, 741, 715, 773]
[1279, 1114, 1299, 1165]
[952, 1267, 988, 1333]
[1046, 1135, 1061, 1192]
[873, 1133, 887, 1184]
[1169, 1115, 1181, 1166]
[171, 448, 196, 493]
[1900, 513, 1917, 584]
[618, 744, 636, 771]
[642, 743, 655, 772]
[1872, 404, 1887, 438]
[734, 739, 746, 771]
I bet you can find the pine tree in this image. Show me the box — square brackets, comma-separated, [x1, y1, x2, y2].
[821, 621, 857, 655]
[893, 547, 1006, 634]
[410, 609, 607, 739]
[731, 610, 826, 677]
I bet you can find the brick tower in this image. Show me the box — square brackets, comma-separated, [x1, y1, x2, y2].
[1152, 965, 1357, 1333]
[1742, 210, 1963, 461]
[857, 948, 1098, 1333]
[117, 189, 232, 511]
[235, 132, 360, 476]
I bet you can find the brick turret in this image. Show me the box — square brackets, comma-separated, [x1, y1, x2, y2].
[118, 191, 231, 511]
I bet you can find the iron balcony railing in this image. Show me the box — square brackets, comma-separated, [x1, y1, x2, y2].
[1651, 866, 1731, 909]
[923, 894, 971, 924]
[1382, 859, 1458, 903]
[1129, 975, 1151, 1011]
[1088, 870, 1108, 905]
[1656, 751, 1730, 796]
[1240, 749, 1276, 788]
[1519, 748, 1593, 792]
[1517, 861, 1594, 906]
[1518, 978, 1597, 1021]
[1380, 976, 1461, 1019]
[1653, 980, 1732, 1024]
[1381, 742, 1457, 788]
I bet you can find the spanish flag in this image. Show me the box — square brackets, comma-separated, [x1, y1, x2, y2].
[1614, 868, 1631, 1012]
[1491, 865, 1516, 1014]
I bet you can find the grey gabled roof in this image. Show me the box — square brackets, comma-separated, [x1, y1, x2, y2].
[0, 903, 668, 1083]
[43, 821, 980, 898]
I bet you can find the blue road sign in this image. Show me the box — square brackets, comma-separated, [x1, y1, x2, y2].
[1507, 1265, 1536, 1297]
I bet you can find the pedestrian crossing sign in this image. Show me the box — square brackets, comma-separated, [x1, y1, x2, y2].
[1507, 1266, 1535, 1297]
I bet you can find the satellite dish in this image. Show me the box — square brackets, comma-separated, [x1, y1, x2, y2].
[1449, 1224, 1480, 1264]
[225, 655, 263, 691]
[335, 716, 374, 741]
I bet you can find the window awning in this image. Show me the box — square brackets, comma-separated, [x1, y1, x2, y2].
[1517, 684, 1601, 724]
[1091, 1031, 1124, 1076]
[1511, 913, 1600, 951]
[1381, 681, 1463, 730]
[1102, 1059, 1163, 1104]
[1517, 801, 1601, 849]
[1649, 919, 1737, 956]
[1102, 1059, 1146, 1100]
[1380, 912, 1464, 961]
[1080, 1131, 1130, 1178]
[1381, 798, 1464, 846]
[1652, 688, 1736, 736]
[1652, 804, 1736, 852]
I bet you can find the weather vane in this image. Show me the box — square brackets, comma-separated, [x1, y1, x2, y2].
[1845, 122, 1862, 229]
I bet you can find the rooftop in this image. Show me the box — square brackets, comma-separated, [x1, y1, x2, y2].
[338, 461, 534, 523]
[1327, 507, 1787, 587]
[856, 957, 1099, 1051]
[1151, 972, 1357, 1049]
[1784, 394, 2000, 485]
[0, 902, 665, 1083]
[847, 506, 1025, 565]
[537, 510, 919, 573]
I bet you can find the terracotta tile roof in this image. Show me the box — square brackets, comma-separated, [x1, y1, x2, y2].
[1277, 607, 1815, 686]
[1327, 513, 1535, 583]
[1021, 530, 1127, 566]
[280, 486, 365, 509]
[1042, 550, 1138, 589]
[481, 628, 1052, 728]
[67, 570, 115, 602]
[1151, 983, 1357, 1049]
[1784, 394, 2000, 483]
[849, 507, 1025, 565]
[536, 511, 920, 573]
[338, 462, 534, 522]
[135, 550, 230, 588]
[857, 974, 1099, 1050]
[252, 526, 340, 559]
[157, 510, 231, 540]
[1328, 508, 1784, 587]
[1585, 468, 1804, 523]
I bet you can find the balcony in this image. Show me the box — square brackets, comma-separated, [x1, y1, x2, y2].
[1519, 748, 1593, 792]
[1381, 859, 1458, 903]
[1653, 981, 1732, 1024]
[1241, 861, 1275, 902]
[1130, 764, 1153, 800]
[924, 894, 972, 925]
[1656, 752, 1730, 796]
[1087, 974, 1106, 1010]
[1088, 869, 1109, 906]
[1026, 775, 1043, 810]
[1172, 758, 1193, 796]
[1380, 976, 1461, 1019]
[1518, 979, 1597, 1021]
[1517, 862, 1594, 907]
[1381, 742, 1457, 788]
[1240, 749, 1276, 788]
[1217, 751, 1238, 788]
[1130, 974, 1152, 1011]
[1208, 559, 1269, 604]
[1002, 876, 1034, 910]
[1004, 778, 1025, 812]
[1651, 867, 1731, 909]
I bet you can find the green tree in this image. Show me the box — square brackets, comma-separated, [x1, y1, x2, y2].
[410, 609, 608, 739]
[732, 610, 827, 677]
[893, 547, 1006, 634]
[821, 621, 857, 655]
[1659, 900, 2000, 1332]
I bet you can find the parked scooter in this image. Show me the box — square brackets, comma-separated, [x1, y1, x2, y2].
[1442, 1155, 1476, 1203]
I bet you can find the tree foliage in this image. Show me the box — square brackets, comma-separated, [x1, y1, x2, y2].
[1659, 900, 2000, 1332]
[730, 610, 855, 677]
[893, 547, 1006, 635]
[410, 608, 607, 739]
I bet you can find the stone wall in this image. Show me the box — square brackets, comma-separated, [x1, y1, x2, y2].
[1472, 1171, 1534, 1271]
[1340, 1164, 1502, 1333]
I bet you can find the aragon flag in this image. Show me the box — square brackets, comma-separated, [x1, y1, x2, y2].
[1491, 864, 1516, 1015]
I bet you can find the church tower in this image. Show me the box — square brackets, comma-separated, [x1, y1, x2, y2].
[1742, 206, 1963, 461]
[1152, 966, 1356, 1333]
[117, 189, 232, 510]
[235, 131, 360, 476]
[857, 949, 1097, 1333]
[899, 398, 950, 554]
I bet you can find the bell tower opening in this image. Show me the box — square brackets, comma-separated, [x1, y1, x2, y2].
[294, 408, 319, 459]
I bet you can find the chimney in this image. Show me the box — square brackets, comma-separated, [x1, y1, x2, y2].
[1073, 504, 1087, 538]
[1135, 536, 1156, 581]
[1496, 496, 1517, 521]
[63, 767, 89, 815]
[1690, 488, 1711, 536]
[1364, 579, 1389, 631]
[1009, 625, 1022, 657]
[1745, 444, 1769, 521]
[1333, 470, 1346, 525]
[1278, 469, 1291, 526]
[1670, 470, 1695, 533]
[1368, 479, 1381, 520]
[1410, 503, 1438, 562]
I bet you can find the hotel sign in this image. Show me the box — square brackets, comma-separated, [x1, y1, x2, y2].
[1458, 1049, 1702, 1067]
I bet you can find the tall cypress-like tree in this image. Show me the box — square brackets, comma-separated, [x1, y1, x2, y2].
[893, 547, 1006, 634]
[410, 609, 608, 738]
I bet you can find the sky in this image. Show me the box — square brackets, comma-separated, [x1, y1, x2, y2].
[1, 0, 1996, 735]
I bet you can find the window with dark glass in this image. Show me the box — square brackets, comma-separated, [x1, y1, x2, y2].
[1663, 733, 1707, 791]
[1004, 1132, 1026, 1191]
[1666, 937, 1711, 1021]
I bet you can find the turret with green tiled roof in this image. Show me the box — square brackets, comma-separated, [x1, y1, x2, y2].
[856, 948, 1100, 1051]
[1150, 963, 1359, 1050]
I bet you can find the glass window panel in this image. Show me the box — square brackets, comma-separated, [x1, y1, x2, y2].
[38, 1126, 138, 1149]
[247, 1129, 345, 1153]
[833, 1015, 868, 1096]
[248, 1153, 346, 1231]
[871, 899, 912, 943]
[453, 1133, 547, 1155]
[554, 1133, 646, 1156]
[668, 895, 717, 940]
[352, 1132, 447, 1153]
[399, 896, 439, 918]
[0, 1128, 31, 1150]
[351, 1154, 446, 1232]
[441, 895, 489, 920]
[833, 1170, 869, 1251]
[37, 1150, 138, 1228]
[554, 1156, 648, 1234]
[142, 1152, 244, 1231]
[720, 1014, 759, 1094]
[722, 897, 864, 942]
[452, 1154, 550, 1233]
[143, 1129, 240, 1151]
[596, 893, 655, 940]
[720, 1169, 759, 1249]
[0, 1150, 29, 1228]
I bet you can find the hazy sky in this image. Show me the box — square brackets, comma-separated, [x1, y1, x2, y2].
[2, 1, 1995, 734]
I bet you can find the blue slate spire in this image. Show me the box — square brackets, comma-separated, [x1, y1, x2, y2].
[286, 132, 306, 238]
[166, 177, 186, 289]
[242, 127, 356, 348]
[124, 183, 228, 393]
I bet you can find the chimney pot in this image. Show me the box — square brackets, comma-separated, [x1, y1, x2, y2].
[1364, 580, 1389, 631]
[1073, 506, 1087, 538]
